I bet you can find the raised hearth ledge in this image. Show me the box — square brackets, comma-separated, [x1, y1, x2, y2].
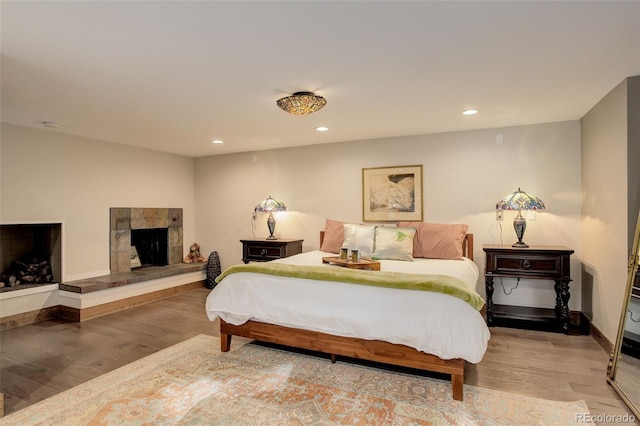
[60, 263, 206, 294]
[1, 264, 206, 329]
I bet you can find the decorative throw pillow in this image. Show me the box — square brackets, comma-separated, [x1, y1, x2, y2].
[398, 222, 468, 260]
[342, 224, 376, 257]
[320, 218, 344, 253]
[371, 226, 416, 261]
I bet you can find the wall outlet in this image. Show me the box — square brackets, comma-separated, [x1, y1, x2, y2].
[496, 210, 503, 221]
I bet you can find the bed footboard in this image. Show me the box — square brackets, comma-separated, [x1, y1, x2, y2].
[219, 319, 465, 401]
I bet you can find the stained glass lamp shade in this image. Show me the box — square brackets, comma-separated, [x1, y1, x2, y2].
[496, 188, 545, 248]
[254, 196, 287, 240]
[276, 91, 327, 115]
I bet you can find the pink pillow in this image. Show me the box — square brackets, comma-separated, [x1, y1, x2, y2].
[320, 218, 344, 253]
[398, 222, 468, 260]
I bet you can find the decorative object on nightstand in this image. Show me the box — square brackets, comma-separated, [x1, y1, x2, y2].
[253, 195, 287, 240]
[496, 188, 545, 248]
[241, 239, 303, 263]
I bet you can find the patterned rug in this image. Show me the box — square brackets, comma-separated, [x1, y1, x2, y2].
[1, 334, 593, 425]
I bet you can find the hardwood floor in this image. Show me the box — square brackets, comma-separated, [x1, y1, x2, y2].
[0, 288, 634, 423]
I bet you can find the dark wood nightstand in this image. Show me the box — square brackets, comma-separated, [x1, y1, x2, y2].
[240, 239, 303, 263]
[483, 244, 574, 334]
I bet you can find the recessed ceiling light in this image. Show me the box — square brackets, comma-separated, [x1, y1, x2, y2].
[212, 139, 223, 144]
[462, 109, 478, 115]
[41, 121, 59, 128]
[316, 126, 329, 132]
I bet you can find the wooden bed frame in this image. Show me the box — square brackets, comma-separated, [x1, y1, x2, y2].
[220, 232, 475, 401]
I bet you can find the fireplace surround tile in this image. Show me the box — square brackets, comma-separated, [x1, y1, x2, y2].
[130, 208, 145, 229]
[110, 208, 131, 230]
[169, 208, 183, 227]
[169, 227, 182, 247]
[169, 246, 183, 265]
[111, 230, 130, 252]
[110, 251, 131, 274]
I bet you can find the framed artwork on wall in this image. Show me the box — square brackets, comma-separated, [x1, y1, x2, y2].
[362, 165, 423, 222]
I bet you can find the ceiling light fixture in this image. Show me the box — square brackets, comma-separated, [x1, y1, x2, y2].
[41, 121, 59, 128]
[462, 109, 478, 115]
[276, 91, 327, 115]
[316, 126, 329, 132]
[212, 139, 223, 144]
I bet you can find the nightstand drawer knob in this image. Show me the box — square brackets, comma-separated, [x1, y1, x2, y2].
[522, 259, 531, 270]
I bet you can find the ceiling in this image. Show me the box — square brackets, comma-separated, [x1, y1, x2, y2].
[2, 1, 639, 158]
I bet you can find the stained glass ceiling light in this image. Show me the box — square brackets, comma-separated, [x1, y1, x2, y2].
[276, 91, 327, 115]
[496, 188, 545, 248]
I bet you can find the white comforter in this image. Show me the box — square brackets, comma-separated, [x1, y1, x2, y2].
[205, 250, 490, 363]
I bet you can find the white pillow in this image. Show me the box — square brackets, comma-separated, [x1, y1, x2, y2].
[371, 226, 416, 261]
[342, 224, 376, 258]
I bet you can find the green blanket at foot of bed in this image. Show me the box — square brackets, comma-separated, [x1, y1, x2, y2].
[215, 262, 485, 311]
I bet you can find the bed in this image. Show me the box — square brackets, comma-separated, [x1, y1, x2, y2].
[205, 229, 489, 401]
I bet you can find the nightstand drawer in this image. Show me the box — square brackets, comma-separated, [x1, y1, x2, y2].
[241, 239, 303, 263]
[483, 244, 573, 281]
[492, 254, 561, 278]
[246, 244, 286, 261]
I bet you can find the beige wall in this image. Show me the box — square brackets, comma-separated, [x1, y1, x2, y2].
[0, 123, 196, 281]
[0, 120, 587, 319]
[195, 121, 583, 310]
[627, 77, 640, 336]
[581, 80, 629, 342]
[628, 76, 640, 250]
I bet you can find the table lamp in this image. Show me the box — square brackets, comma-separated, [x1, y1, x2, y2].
[254, 195, 287, 240]
[496, 188, 545, 248]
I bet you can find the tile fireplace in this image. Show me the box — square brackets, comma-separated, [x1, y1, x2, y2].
[110, 208, 183, 274]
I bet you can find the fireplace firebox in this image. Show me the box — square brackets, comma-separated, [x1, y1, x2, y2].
[131, 228, 168, 267]
[0, 223, 62, 291]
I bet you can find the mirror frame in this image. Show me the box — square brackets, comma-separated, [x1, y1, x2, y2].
[607, 209, 640, 418]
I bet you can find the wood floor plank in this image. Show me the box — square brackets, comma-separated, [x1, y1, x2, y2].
[0, 288, 634, 424]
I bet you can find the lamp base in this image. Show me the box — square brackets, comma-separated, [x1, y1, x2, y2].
[512, 211, 528, 249]
[266, 213, 277, 240]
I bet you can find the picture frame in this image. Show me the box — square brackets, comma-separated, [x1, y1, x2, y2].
[362, 165, 423, 222]
[130, 246, 142, 268]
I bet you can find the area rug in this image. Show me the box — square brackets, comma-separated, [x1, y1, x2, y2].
[0, 334, 593, 425]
